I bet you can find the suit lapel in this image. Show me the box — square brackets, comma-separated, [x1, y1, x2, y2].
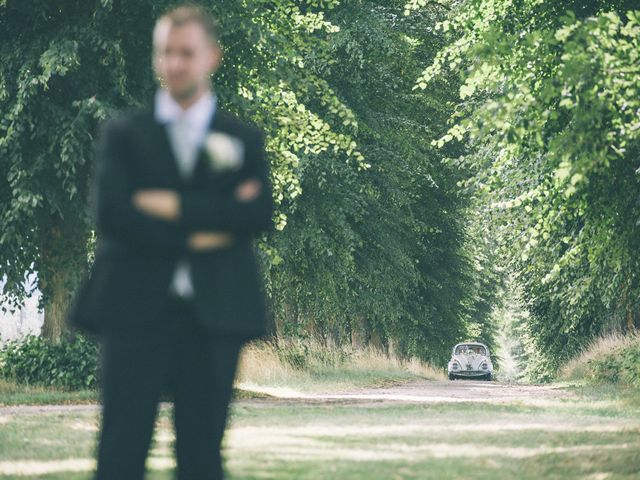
[137, 101, 232, 187]
[136, 107, 182, 186]
[190, 108, 228, 183]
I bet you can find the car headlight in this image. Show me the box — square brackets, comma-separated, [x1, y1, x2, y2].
[480, 362, 489, 370]
[451, 361, 460, 370]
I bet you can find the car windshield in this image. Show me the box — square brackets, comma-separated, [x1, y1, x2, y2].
[455, 345, 486, 356]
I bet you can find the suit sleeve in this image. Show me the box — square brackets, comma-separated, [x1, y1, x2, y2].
[94, 117, 187, 253]
[179, 129, 274, 235]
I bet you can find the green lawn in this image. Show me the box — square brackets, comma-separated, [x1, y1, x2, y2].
[1, 382, 639, 479]
[0, 380, 98, 407]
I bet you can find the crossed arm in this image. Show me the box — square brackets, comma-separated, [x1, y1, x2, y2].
[132, 180, 262, 250]
[95, 118, 273, 253]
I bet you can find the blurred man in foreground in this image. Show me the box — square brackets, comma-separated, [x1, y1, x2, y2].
[69, 5, 273, 479]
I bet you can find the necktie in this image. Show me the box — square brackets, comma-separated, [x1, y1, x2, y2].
[169, 116, 197, 298]
[171, 116, 198, 180]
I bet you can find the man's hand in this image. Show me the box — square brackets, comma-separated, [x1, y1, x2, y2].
[235, 178, 262, 202]
[133, 178, 260, 221]
[132, 190, 180, 221]
[188, 231, 235, 251]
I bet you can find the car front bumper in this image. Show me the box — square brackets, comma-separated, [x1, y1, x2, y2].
[449, 370, 491, 377]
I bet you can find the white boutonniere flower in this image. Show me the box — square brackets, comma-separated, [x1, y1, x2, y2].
[204, 132, 245, 172]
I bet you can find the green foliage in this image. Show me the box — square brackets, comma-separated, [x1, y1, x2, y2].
[1, 0, 501, 364]
[589, 338, 640, 387]
[266, 0, 498, 364]
[409, 0, 640, 375]
[0, 334, 99, 390]
[0, 0, 365, 337]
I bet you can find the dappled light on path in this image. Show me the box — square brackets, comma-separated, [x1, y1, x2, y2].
[1, 380, 639, 479]
[0, 457, 174, 476]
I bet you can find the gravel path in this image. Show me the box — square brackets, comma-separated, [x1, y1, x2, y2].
[237, 378, 576, 406]
[0, 379, 576, 416]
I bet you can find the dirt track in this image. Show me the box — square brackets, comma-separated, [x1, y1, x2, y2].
[0, 379, 575, 415]
[239, 378, 576, 406]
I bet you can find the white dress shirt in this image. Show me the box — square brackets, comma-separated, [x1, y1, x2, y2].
[154, 88, 217, 299]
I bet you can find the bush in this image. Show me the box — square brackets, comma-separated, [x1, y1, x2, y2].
[274, 338, 351, 370]
[275, 339, 309, 370]
[561, 332, 640, 387]
[589, 340, 640, 387]
[0, 334, 100, 390]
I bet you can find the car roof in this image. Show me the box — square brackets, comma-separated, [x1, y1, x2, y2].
[452, 343, 490, 356]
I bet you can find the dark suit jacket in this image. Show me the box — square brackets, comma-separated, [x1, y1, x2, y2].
[68, 101, 274, 339]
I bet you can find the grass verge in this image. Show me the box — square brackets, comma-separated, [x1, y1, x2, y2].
[559, 331, 640, 388]
[236, 339, 444, 394]
[1, 339, 444, 405]
[0, 379, 98, 406]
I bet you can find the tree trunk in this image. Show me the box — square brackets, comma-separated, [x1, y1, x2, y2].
[369, 329, 385, 354]
[388, 337, 398, 359]
[39, 221, 87, 344]
[304, 310, 325, 343]
[627, 305, 637, 333]
[274, 302, 292, 339]
[328, 318, 342, 349]
[351, 314, 369, 350]
[41, 269, 72, 343]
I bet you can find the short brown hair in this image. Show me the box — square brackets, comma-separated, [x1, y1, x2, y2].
[155, 3, 220, 46]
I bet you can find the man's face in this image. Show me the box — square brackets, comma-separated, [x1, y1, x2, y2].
[153, 20, 221, 102]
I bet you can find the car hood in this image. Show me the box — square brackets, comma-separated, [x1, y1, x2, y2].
[451, 354, 489, 370]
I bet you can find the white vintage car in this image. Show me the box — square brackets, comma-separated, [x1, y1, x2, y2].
[448, 342, 493, 380]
